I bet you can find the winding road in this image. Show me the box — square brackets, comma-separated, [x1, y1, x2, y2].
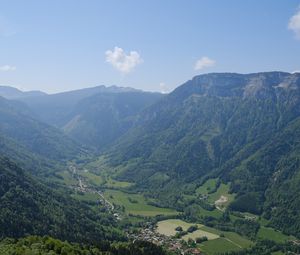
[69, 164, 115, 213]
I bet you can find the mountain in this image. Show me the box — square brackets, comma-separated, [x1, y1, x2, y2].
[99, 72, 300, 237]
[62, 91, 163, 149]
[0, 85, 46, 99]
[19, 85, 142, 127]
[19, 85, 163, 149]
[0, 156, 123, 243]
[0, 96, 86, 174]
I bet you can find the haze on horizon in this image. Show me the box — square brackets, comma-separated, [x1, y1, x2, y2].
[0, 0, 300, 94]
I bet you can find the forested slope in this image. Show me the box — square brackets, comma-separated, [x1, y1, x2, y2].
[0, 156, 123, 243]
[100, 72, 300, 237]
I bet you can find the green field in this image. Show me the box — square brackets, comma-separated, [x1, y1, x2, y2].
[201, 225, 252, 248]
[196, 179, 218, 194]
[156, 219, 203, 236]
[198, 207, 223, 219]
[208, 183, 235, 205]
[104, 178, 133, 188]
[257, 226, 295, 243]
[80, 171, 104, 186]
[156, 219, 252, 254]
[82, 158, 134, 189]
[199, 238, 242, 254]
[182, 229, 219, 241]
[103, 189, 177, 216]
[196, 179, 235, 211]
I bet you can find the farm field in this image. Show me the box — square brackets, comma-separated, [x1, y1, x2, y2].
[156, 219, 203, 236]
[103, 189, 178, 216]
[257, 226, 295, 243]
[156, 219, 253, 254]
[199, 238, 242, 254]
[104, 178, 133, 188]
[182, 229, 219, 241]
[80, 170, 104, 186]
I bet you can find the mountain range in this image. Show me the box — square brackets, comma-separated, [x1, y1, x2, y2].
[99, 72, 300, 236]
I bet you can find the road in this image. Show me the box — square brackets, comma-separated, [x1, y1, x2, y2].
[68, 164, 116, 214]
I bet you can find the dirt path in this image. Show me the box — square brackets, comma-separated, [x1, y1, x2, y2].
[215, 195, 228, 211]
[224, 238, 242, 249]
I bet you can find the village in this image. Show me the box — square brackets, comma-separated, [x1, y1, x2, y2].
[127, 222, 202, 255]
[69, 165, 203, 254]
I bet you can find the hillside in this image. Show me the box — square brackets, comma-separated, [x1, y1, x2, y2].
[99, 72, 300, 237]
[0, 85, 46, 99]
[0, 96, 86, 174]
[0, 236, 167, 255]
[18, 85, 162, 150]
[63, 91, 163, 149]
[0, 156, 124, 243]
[19, 85, 144, 127]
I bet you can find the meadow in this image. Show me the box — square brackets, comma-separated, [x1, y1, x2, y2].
[103, 189, 178, 217]
[257, 226, 295, 243]
[156, 219, 253, 254]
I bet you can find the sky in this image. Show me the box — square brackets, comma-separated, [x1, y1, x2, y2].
[0, 0, 300, 94]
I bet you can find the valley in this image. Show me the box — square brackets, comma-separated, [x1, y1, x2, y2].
[55, 159, 295, 254]
[1, 72, 300, 254]
[2, 1, 300, 254]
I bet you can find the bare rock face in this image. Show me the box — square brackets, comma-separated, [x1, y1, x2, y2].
[171, 72, 300, 101]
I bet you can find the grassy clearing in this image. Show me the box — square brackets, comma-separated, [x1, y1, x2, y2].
[104, 189, 177, 217]
[201, 226, 252, 248]
[156, 219, 203, 236]
[80, 164, 134, 189]
[105, 178, 133, 188]
[80, 171, 104, 186]
[257, 226, 295, 243]
[196, 179, 235, 210]
[156, 219, 252, 255]
[196, 179, 218, 194]
[182, 230, 219, 241]
[199, 238, 242, 254]
[208, 183, 235, 206]
[198, 207, 223, 219]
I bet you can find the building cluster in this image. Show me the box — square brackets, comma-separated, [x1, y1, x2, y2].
[127, 223, 202, 255]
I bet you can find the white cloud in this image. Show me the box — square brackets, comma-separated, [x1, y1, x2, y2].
[105, 46, 143, 74]
[288, 8, 300, 39]
[0, 65, 16, 72]
[194, 57, 216, 71]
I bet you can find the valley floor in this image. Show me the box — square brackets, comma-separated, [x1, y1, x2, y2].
[54, 161, 296, 255]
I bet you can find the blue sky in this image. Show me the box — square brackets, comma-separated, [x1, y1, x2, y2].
[0, 0, 300, 93]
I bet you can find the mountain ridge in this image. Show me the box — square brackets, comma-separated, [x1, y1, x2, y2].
[95, 71, 300, 237]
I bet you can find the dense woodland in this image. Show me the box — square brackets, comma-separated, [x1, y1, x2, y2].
[0, 236, 168, 255]
[0, 157, 124, 243]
